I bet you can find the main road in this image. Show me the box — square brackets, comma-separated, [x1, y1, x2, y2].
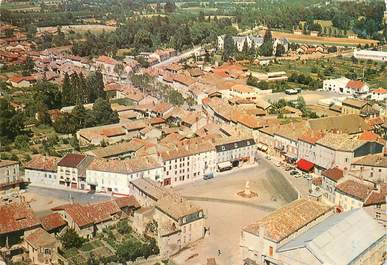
[150, 46, 202, 68]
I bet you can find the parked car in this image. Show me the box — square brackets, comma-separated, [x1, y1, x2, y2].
[304, 174, 313, 180]
[203, 173, 214, 180]
[290, 170, 299, 175]
[266, 155, 271, 160]
[274, 161, 281, 167]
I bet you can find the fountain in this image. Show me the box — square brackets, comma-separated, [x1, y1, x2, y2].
[237, 180, 257, 198]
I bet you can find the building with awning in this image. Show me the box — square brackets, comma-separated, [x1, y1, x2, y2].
[297, 159, 314, 172]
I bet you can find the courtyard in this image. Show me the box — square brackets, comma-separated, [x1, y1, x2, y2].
[172, 157, 299, 265]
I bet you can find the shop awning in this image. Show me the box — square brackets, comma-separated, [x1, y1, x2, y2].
[297, 159, 314, 172]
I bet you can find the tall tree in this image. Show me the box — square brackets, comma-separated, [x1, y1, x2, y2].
[0, 99, 24, 141]
[62, 73, 72, 106]
[222, 34, 235, 60]
[259, 29, 274, 56]
[92, 98, 119, 125]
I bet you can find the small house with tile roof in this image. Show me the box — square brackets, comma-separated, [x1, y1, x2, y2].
[24, 228, 60, 265]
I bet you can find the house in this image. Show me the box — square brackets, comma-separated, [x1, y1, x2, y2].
[314, 133, 384, 174]
[308, 114, 369, 135]
[276, 209, 385, 265]
[0, 160, 22, 197]
[52, 198, 136, 238]
[24, 228, 60, 265]
[25, 155, 60, 188]
[57, 154, 94, 190]
[320, 167, 344, 204]
[335, 180, 374, 212]
[369, 88, 387, 101]
[240, 199, 332, 265]
[214, 137, 256, 166]
[322, 77, 369, 96]
[86, 156, 163, 195]
[350, 153, 387, 183]
[155, 193, 205, 256]
[341, 98, 377, 117]
[77, 123, 128, 146]
[160, 140, 216, 186]
[129, 178, 168, 207]
[8, 75, 36, 88]
[128, 178, 205, 256]
[0, 203, 41, 249]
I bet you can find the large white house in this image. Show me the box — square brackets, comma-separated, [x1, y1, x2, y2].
[86, 156, 163, 195]
[322, 77, 369, 96]
[354, 49, 387, 62]
[25, 155, 61, 188]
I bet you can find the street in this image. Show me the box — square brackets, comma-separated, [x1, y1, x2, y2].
[150, 46, 202, 68]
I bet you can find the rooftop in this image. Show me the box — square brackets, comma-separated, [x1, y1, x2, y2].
[40, 213, 67, 232]
[316, 133, 366, 152]
[88, 156, 161, 174]
[57, 153, 87, 168]
[277, 209, 385, 265]
[308, 114, 368, 134]
[25, 155, 60, 172]
[352, 153, 387, 168]
[243, 198, 332, 243]
[156, 193, 203, 222]
[335, 180, 372, 202]
[0, 159, 18, 168]
[0, 202, 40, 235]
[322, 167, 344, 182]
[342, 98, 368, 109]
[25, 228, 58, 249]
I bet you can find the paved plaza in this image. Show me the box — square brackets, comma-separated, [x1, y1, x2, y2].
[173, 159, 300, 265]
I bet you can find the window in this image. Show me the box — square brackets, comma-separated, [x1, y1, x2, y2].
[269, 246, 273, 257]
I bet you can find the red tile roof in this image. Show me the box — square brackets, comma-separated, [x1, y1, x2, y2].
[336, 180, 372, 201]
[57, 153, 86, 168]
[312, 177, 322, 186]
[52, 199, 124, 228]
[372, 88, 387, 94]
[96, 55, 118, 65]
[25, 155, 60, 172]
[25, 228, 58, 248]
[40, 213, 67, 232]
[322, 167, 343, 182]
[0, 203, 40, 235]
[114, 196, 140, 209]
[346, 80, 365, 90]
[358, 131, 379, 141]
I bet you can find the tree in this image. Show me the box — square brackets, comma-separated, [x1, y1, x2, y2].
[61, 73, 72, 106]
[53, 113, 77, 134]
[164, 0, 176, 13]
[4, 28, 14, 38]
[259, 29, 274, 56]
[71, 104, 96, 129]
[222, 34, 235, 60]
[60, 228, 86, 249]
[167, 90, 184, 106]
[117, 220, 131, 234]
[134, 29, 153, 52]
[14, 135, 30, 150]
[23, 56, 35, 76]
[92, 98, 119, 125]
[275, 43, 285, 57]
[0, 99, 24, 141]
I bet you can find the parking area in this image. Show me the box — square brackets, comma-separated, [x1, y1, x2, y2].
[259, 90, 338, 105]
[173, 157, 300, 265]
[23, 186, 110, 216]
